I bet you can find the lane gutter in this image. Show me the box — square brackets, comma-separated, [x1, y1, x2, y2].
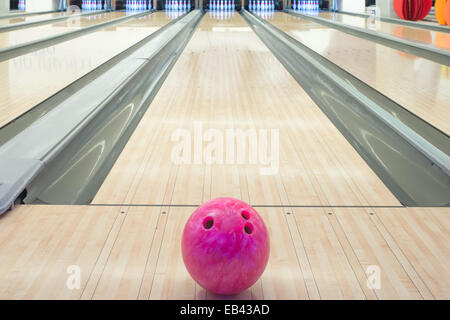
[0, 10, 58, 20]
[0, 10, 153, 63]
[336, 10, 450, 34]
[242, 10, 450, 207]
[0, 9, 108, 33]
[0, 10, 204, 214]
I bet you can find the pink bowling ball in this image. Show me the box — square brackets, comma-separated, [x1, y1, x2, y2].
[181, 198, 270, 295]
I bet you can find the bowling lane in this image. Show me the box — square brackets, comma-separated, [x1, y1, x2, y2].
[0, 12, 129, 49]
[1, 205, 445, 299]
[0, 12, 173, 128]
[271, 12, 450, 136]
[0, 11, 78, 27]
[94, 12, 400, 208]
[314, 11, 450, 51]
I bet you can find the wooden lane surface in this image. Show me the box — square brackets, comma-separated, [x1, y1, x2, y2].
[0, 205, 119, 299]
[0, 11, 74, 27]
[0, 12, 173, 129]
[318, 11, 450, 51]
[271, 12, 450, 136]
[0, 12, 128, 49]
[93, 13, 399, 208]
[0, 205, 447, 299]
[373, 207, 450, 299]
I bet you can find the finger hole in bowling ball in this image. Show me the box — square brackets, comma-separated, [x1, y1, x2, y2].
[203, 217, 214, 230]
[244, 223, 253, 235]
[241, 211, 250, 220]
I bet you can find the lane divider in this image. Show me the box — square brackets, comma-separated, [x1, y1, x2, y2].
[287, 9, 450, 66]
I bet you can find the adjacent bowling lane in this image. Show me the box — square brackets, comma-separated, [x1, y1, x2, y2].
[0, 12, 173, 128]
[94, 12, 400, 210]
[314, 11, 450, 51]
[0, 11, 78, 27]
[0, 12, 129, 49]
[271, 12, 450, 135]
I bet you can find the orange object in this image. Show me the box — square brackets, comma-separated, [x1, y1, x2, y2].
[394, 26, 432, 60]
[435, 0, 447, 25]
[445, 0, 450, 26]
[435, 32, 450, 50]
[394, 26, 432, 44]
